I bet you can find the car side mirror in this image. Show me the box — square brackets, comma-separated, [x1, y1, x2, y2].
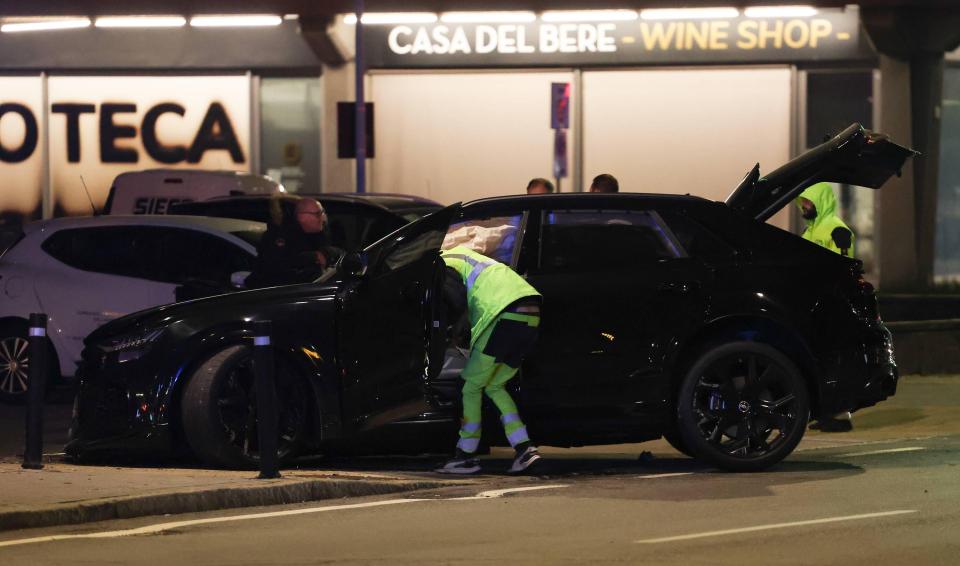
[230, 271, 251, 289]
[340, 251, 369, 279]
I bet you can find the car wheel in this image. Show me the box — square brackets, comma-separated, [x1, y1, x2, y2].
[0, 320, 56, 405]
[676, 341, 809, 472]
[180, 345, 311, 469]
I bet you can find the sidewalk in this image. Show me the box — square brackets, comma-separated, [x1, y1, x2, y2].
[0, 459, 462, 532]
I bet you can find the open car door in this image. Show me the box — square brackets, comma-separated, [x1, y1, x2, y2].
[726, 123, 917, 222]
[338, 203, 461, 429]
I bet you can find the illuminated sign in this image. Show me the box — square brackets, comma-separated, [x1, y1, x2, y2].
[0, 76, 250, 217]
[363, 9, 872, 67]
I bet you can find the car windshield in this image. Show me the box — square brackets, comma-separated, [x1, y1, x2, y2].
[229, 229, 265, 248]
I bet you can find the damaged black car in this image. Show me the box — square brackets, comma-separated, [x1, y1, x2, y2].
[67, 124, 915, 472]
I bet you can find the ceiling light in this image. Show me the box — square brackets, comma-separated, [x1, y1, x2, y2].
[1, 18, 91, 33]
[440, 12, 536, 24]
[95, 16, 186, 28]
[541, 10, 639, 23]
[744, 6, 818, 18]
[189, 14, 282, 27]
[344, 13, 438, 25]
[640, 8, 740, 20]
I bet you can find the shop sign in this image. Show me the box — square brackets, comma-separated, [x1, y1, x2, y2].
[363, 9, 872, 68]
[0, 76, 250, 216]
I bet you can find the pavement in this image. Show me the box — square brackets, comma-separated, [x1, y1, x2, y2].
[0, 374, 956, 542]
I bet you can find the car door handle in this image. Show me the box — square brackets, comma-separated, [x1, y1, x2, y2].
[659, 281, 698, 294]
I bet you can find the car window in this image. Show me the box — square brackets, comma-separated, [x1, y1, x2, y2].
[148, 228, 255, 284]
[443, 214, 524, 265]
[540, 209, 683, 272]
[659, 210, 736, 261]
[322, 203, 400, 251]
[41, 227, 154, 279]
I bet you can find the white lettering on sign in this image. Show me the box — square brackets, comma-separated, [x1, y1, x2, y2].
[387, 23, 622, 56]
[476, 25, 497, 54]
[388, 26, 413, 54]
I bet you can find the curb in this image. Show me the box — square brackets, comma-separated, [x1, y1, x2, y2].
[0, 477, 450, 532]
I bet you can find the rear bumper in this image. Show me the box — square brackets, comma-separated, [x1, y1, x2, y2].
[819, 320, 898, 416]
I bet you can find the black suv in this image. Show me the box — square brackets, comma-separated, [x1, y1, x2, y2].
[68, 124, 913, 472]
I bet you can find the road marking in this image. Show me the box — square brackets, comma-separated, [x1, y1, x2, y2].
[0, 484, 569, 548]
[470, 485, 569, 499]
[636, 472, 697, 479]
[841, 447, 925, 457]
[635, 510, 917, 544]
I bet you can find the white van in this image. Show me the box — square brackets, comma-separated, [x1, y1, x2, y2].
[104, 169, 285, 215]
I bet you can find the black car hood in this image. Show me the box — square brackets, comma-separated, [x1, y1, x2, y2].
[725, 123, 917, 222]
[85, 282, 341, 345]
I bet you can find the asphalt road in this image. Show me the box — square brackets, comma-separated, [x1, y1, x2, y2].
[0, 434, 957, 565]
[0, 376, 957, 564]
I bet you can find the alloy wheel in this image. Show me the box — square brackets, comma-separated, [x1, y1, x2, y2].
[689, 351, 802, 459]
[0, 337, 30, 396]
[214, 355, 309, 461]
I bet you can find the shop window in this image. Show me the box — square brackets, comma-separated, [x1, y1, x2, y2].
[935, 65, 960, 281]
[260, 78, 321, 193]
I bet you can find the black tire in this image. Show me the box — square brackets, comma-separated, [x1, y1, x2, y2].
[0, 319, 57, 405]
[676, 341, 809, 472]
[180, 345, 312, 469]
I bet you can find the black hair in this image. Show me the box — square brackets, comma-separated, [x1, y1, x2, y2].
[590, 174, 619, 193]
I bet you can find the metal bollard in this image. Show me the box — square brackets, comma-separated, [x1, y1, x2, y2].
[22, 313, 48, 470]
[251, 320, 280, 479]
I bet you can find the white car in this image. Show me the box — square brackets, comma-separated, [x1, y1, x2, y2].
[0, 215, 264, 403]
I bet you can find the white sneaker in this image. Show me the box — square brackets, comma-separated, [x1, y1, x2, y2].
[508, 446, 542, 474]
[435, 456, 481, 475]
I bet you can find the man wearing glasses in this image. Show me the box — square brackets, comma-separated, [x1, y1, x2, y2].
[245, 196, 342, 287]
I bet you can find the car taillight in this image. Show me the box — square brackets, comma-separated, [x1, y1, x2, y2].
[851, 272, 881, 321]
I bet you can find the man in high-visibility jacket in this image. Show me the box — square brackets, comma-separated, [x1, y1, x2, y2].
[436, 245, 543, 474]
[797, 182, 855, 432]
[797, 182, 855, 258]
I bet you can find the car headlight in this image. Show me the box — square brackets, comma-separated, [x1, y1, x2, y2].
[101, 328, 165, 363]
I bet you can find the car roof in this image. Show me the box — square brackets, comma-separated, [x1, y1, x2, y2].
[303, 192, 443, 214]
[22, 214, 266, 236]
[462, 192, 712, 209]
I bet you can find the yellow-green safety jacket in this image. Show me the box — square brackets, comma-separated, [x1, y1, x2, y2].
[796, 182, 855, 258]
[441, 245, 541, 349]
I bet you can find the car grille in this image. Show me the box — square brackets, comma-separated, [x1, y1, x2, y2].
[76, 346, 135, 439]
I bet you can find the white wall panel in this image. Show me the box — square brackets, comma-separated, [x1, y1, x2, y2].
[370, 71, 574, 204]
[582, 67, 792, 227]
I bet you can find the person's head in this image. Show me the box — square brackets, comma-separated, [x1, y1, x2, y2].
[295, 197, 327, 233]
[589, 174, 619, 193]
[796, 182, 838, 222]
[526, 178, 555, 195]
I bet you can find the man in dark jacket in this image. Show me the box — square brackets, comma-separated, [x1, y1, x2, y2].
[245, 197, 343, 287]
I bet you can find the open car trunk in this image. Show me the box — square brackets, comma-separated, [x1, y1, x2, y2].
[725, 123, 917, 222]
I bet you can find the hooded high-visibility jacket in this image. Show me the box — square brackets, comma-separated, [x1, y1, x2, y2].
[796, 182, 855, 258]
[441, 245, 541, 349]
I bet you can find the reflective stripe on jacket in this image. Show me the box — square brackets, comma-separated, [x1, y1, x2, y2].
[441, 245, 541, 349]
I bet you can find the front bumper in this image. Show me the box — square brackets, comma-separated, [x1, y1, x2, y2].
[65, 344, 177, 458]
